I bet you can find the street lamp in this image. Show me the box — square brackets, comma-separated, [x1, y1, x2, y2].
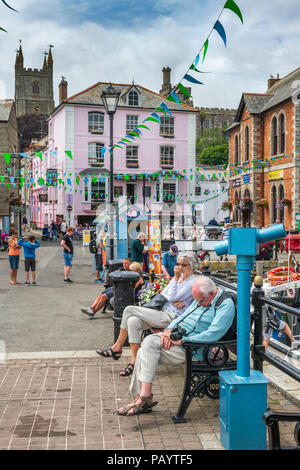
[101, 83, 121, 260]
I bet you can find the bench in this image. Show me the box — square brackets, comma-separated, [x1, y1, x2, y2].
[172, 339, 237, 424]
[263, 411, 300, 450]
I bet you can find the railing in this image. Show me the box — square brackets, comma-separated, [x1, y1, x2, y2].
[196, 266, 300, 449]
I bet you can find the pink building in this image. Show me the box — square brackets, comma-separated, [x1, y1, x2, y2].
[31, 80, 198, 228]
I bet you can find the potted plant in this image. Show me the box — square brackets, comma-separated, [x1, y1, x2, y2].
[255, 198, 269, 209]
[221, 200, 232, 211]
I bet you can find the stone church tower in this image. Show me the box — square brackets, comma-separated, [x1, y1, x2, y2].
[14, 43, 55, 118]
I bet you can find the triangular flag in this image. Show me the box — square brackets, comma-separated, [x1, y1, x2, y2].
[202, 38, 209, 63]
[65, 150, 73, 160]
[167, 90, 180, 108]
[3, 153, 11, 165]
[177, 83, 192, 98]
[183, 74, 204, 85]
[214, 20, 227, 47]
[224, 0, 244, 24]
[35, 152, 43, 161]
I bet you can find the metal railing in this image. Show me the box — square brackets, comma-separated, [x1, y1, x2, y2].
[196, 267, 300, 383]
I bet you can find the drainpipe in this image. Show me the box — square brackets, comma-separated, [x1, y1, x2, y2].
[260, 115, 265, 227]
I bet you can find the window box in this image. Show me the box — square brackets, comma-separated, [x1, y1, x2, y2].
[160, 133, 174, 138]
[126, 161, 139, 168]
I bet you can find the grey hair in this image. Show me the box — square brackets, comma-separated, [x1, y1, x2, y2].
[194, 276, 217, 296]
[137, 232, 146, 240]
[177, 251, 199, 272]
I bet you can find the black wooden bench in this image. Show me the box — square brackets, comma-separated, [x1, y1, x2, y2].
[172, 339, 237, 423]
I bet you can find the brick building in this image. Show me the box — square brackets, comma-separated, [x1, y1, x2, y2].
[226, 69, 300, 229]
[0, 100, 20, 232]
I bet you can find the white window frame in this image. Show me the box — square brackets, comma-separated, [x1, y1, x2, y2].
[160, 116, 175, 137]
[126, 114, 139, 132]
[127, 89, 140, 107]
[88, 112, 105, 134]
[160, 146, 174, 168]
[88, 142, 105, 167]
[126, 146, 139, 168]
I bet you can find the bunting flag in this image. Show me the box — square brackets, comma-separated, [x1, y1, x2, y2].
[214, 20, 227, 47]
[183, 74, 204, 85]
[35, 152, 43, 161]
[202, 38, 209, 64]
[65, 150, 73, 160]
[224, 0, 244, 24]
[3, 153, 11, 165]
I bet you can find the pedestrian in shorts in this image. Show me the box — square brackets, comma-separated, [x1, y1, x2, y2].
[61, 226, 74, 283]
[17, 235, 40, 285]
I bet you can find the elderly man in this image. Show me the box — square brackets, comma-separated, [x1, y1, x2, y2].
[161, 244, 178, 280]
[81, 257, 131, 316]
[116, 276, 235, 416]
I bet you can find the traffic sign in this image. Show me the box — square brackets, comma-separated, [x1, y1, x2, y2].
[67, 205, 72, 212]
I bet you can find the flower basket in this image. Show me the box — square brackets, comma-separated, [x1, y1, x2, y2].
[221, 201, 232, 211]
[255, 198, 269, 209]
[137, 277, 170, 305]
[279, 198, 291, 207]
[234, 196, 241, 207]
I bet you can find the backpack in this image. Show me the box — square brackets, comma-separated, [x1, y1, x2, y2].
[214, 291, 237, 341]
[89, 238, 97, 254]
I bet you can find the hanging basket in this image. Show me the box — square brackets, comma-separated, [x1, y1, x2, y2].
[255, 198, 269, 209]
[221, 201, 232, 211]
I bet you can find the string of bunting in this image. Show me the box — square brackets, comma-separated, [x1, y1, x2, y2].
[0, 0, 18, 32]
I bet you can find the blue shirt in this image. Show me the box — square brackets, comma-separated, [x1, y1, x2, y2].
[167, 288, 235, 360]
[17, 238, 40, 258]
[161, 251, 177, 277]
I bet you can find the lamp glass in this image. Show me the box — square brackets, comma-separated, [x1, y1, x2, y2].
[101, 84, 120, 114]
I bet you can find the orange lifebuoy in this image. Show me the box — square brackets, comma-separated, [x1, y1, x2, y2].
[267, 266, 297, 285]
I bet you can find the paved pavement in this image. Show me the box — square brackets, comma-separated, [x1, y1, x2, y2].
[0, 231, 299, 451]
[0, 232, 114, 352]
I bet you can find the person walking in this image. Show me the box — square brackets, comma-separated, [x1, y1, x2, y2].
[8, 230, 21, 284]
[61, 226, 74, 283]
[60, 219, 67, 239]
[22, 215, 28, 232]
[17, 235, 40, 285]
[130, 232, 147, 271]
[94, 230, 106, 283]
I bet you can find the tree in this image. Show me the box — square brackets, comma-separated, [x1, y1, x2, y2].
[198, 143, 228, 166]
[196, 128, 228, 166]
[17, 114, 48, 151]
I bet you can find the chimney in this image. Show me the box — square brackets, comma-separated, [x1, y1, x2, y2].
[160, 67, 172, 96]
[59, 76, 68, 103]
[268, 73, 281, 90]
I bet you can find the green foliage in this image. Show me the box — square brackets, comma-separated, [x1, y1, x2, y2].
[198, 143, 229, 166]
[196, 128, 228, 166]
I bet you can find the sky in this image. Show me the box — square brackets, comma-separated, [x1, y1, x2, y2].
[1, 0, 300, 110]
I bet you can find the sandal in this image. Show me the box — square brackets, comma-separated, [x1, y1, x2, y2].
[119, 363, 134, 377]
[117, 394, 158, 416]
[96, 347, 122, 361]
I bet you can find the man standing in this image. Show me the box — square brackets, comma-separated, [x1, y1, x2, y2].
[61, 226, 74, 283]
[220, 223, 230, 261]
[161, 244, 178, 280]
[17, 235, 40, 285]
[50, 220, 58, 241]
[130, 232, 147, 270]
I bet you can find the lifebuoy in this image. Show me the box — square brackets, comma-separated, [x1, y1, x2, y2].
[267, 266, 297, 285]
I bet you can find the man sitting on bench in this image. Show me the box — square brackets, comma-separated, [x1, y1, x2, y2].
[81, 257, 131, 316]
[116, 276, 235, 416]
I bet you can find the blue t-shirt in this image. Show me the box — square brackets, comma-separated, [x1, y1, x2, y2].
[161, 251, 177, 277]
[17, 238, 40, 258]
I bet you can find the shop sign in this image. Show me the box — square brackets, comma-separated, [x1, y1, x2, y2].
[268, 170, 283, 181]
[232, 179, 241, 188]
[244, 174, 250, 184]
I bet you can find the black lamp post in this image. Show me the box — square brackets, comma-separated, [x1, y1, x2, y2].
[101, 83, 121, 260]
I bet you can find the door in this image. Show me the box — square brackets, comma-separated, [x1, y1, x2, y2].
[126, 183, 135, 205]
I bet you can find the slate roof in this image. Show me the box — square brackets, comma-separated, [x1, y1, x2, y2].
[261, 66, 300, 112]
[0, 100, 14, 121]
[62, 82, 198, 113]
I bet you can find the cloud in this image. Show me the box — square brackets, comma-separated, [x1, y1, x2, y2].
[0, 0, 300, 110]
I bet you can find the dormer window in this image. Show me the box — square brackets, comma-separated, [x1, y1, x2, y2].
[128, 89, 139, 107]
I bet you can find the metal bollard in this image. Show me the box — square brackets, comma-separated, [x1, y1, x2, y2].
[109, 271, 140, 345]
[106, 259, 124, 287]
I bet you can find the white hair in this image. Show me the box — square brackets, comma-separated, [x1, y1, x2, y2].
[177, 251, 199, 272]
[194, 276, 217, 296]
[137, 232, 146, 240]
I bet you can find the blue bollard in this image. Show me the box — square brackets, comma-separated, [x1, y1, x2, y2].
[215, 224, 286, 450]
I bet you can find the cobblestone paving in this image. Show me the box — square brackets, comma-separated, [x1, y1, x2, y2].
[0, 356, 299, 450]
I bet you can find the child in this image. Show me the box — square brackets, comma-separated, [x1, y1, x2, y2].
[17, 235, 41, 285]
[8, 230, 21, 284]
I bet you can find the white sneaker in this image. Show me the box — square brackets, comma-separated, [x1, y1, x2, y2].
[81, 307, 95, 317]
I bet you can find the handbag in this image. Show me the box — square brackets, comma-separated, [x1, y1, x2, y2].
[142, 293, 167, 311]
[266, 307, 281, 330]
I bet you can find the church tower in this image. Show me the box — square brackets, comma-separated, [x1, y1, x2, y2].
[14, 42, 55, 118]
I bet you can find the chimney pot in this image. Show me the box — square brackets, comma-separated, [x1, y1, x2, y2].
[59, 76, 68, 103]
